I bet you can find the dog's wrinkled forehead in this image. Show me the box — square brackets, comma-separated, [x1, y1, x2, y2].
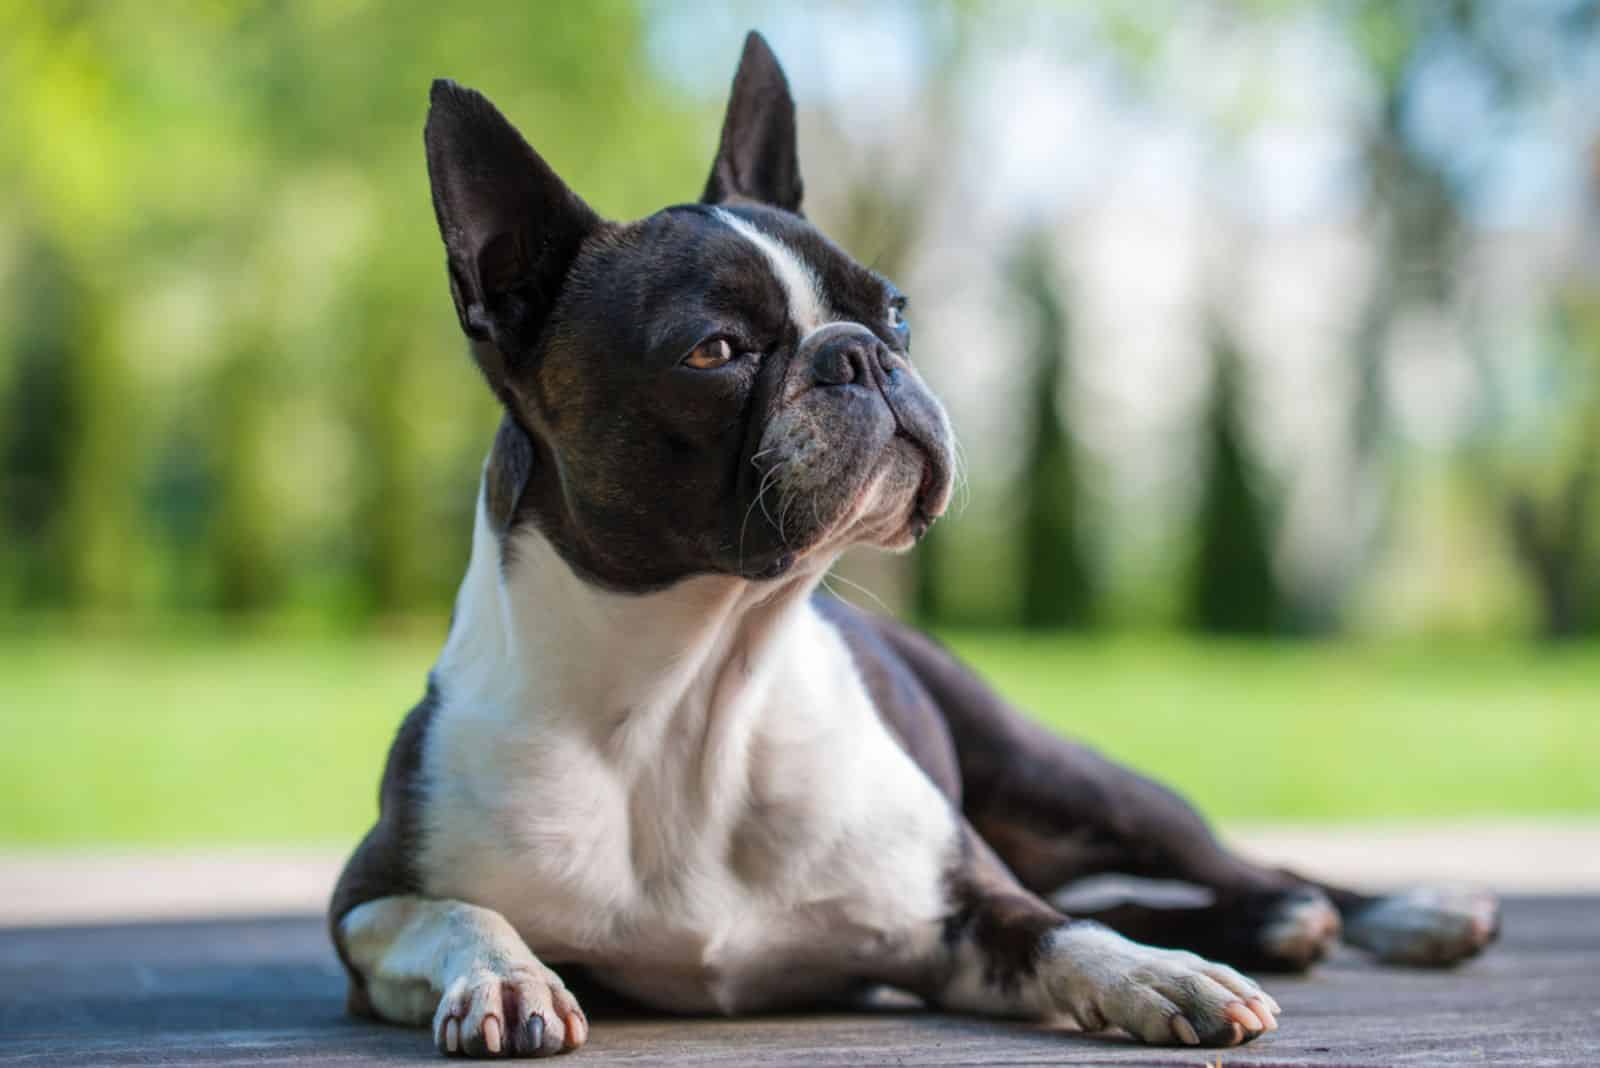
[681, 203, 894, 344]
[714, 208, 830, 333]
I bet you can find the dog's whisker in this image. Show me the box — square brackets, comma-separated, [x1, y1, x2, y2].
[819, 573, 870, 618]
[739, 463, 784, 570]
[739, 461, 787, 571]
[758, 469, 783, 531]
[823, 569, 894, 617]
[948, 431, 973, 516]
[777, 485, 800, 547]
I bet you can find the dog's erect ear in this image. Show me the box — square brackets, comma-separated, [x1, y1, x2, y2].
[701, 31, 803, 213]
[425, 80, 600, 394]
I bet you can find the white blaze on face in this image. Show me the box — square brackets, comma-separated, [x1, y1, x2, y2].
[715, 208, 828, 335]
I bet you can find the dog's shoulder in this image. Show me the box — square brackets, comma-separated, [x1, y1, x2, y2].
[811, 592, 963, 802]
[330, 679, 441, 918]
[328, 677, 443, 1007]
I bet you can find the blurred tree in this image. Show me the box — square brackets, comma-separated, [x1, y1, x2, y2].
[0, 235, 82, 609]
[1187, 330, 1282, 635]
[1505, 296, 1600, 640]
[1311, 1, 1472, 633]
[1508, 466, 1597, 640]
[143, 417, 219, 613]
[1012, 235, 1094, 630]
[1349, 0, 1600, 641]
[208, 335, 281, 615]
[347, 336, 417, 618]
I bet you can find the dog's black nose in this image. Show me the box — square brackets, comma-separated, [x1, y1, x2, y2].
[809, 323, 890, 387]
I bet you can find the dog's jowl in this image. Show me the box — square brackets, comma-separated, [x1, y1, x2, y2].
[330, 31, 1500, 1059]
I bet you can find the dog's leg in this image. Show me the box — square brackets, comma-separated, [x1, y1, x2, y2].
[870, 616, 1499, 970]
[1306, 880, 1501, 967]
[969, 742, 1354, 973]
[338, 895, 588, 1059]
[926, 832, 1279, 1047]
[1066, 889, 1345, 974]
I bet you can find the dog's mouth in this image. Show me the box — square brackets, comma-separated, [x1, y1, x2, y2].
[736, 430, 945, 578]
[879, 429, 950, 549]
[899, 427, 951, 541]
[735, 360, 955, 576]
[811, 429, 952, 557]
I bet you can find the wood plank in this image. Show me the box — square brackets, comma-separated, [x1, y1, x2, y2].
[1, 898, 1596, 1066]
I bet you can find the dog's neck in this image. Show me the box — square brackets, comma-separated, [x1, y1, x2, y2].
[438, 482, 832, 738]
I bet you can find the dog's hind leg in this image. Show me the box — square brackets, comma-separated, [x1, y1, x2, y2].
[865, 613, 1498, 971]
[1308, 881, 1501, 967]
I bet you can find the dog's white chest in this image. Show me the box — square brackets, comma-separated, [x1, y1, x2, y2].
[417, 601, 956, 1013]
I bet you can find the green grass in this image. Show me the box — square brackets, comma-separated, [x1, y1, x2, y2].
[3, 629, 1596, 846]
[943, 634, 1600, 824]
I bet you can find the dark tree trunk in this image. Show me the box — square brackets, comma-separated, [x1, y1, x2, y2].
[1014, 237, 1095, 630]
[1187, 333, 1282, 635]
[1508, 463, 1598, 640]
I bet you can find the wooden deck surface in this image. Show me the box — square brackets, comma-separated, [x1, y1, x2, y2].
[1, 895, 1596, 1066]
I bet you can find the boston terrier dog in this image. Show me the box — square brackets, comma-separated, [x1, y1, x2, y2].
[330, 32, 1500, 1059]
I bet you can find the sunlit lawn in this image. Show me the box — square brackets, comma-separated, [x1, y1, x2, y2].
[3, 627, 1596, 846]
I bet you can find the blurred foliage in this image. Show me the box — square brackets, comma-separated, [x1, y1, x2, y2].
[3, 2, 1599, 849]
[0, 0, 710, 622]
[0, 0, 1597, 640]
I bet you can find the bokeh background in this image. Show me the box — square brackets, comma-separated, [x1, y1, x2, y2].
[3, 1, 1597, 847]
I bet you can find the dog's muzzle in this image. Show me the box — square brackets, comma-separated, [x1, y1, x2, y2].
[795, 322, 954, 527]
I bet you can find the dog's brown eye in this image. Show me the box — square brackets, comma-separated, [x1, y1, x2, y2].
[684, 337, 734, 370]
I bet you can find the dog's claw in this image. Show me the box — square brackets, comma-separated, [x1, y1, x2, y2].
[519, 1015, 544, 1057]
[432, 965, 584, 1058]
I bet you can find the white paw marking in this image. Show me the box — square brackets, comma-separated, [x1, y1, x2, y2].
[432, 963, 587, 1059]
[1260, 891, 1341, 969]
[1043, 924, 1280, 1048]
[1345, 885, 1500, 967]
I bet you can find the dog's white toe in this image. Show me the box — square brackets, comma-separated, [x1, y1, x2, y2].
[431, 965, 587, 1058]
[1344, 885, 1500, 966]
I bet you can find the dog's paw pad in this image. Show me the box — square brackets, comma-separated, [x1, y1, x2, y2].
[1048, 927, 1279, 1048]
[1257, 889, 1341, 972]
[1345, 885, 1500, 967]
[432, 965, 587, 1058]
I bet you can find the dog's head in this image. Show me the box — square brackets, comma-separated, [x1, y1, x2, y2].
[427, 32, 953, 591]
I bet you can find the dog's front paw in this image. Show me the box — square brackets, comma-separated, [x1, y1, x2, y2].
[1045, 924, 1279, 1047]
[432, 963, 588, 1058]
[1344, 885, 1500, 967]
